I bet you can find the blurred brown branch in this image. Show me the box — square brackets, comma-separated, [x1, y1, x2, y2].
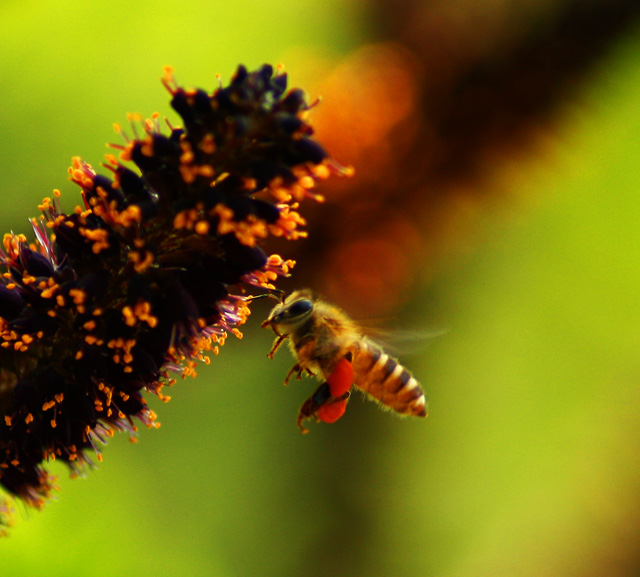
[278, 0, 640, 318]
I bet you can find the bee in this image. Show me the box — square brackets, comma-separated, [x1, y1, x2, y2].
[261, 289, 427, 433]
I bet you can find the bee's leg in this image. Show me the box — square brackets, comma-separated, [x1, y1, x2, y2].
[284, 363, 303, 386]
[297, 382, 330, 434]
[296, 382, 350, 434]
[266, 334, 287, 359]
[283, 364, 314, 386]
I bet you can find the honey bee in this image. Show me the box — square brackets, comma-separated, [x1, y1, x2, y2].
[261, 289, 428, 433]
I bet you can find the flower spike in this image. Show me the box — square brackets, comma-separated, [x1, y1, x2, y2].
[0, 64, 348, 532]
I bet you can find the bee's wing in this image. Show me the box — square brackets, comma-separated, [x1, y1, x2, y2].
[358, 325, 449, 356]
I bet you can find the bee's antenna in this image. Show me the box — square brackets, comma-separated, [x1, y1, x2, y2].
[273, 288, 286, 303]
[246, 289, 285, 303]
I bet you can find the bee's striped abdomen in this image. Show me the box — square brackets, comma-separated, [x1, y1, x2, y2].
[351, 339, 427, 417]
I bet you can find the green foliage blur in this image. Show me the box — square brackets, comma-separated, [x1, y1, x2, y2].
[2, 1, 640, 576]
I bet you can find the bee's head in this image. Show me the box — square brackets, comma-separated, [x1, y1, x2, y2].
[261, 290, 315, 333]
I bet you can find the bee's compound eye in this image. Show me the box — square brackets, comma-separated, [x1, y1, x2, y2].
[287, 299, 313, 318]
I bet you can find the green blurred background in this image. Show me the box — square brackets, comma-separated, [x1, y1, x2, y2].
[3, 1, 640, 575]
